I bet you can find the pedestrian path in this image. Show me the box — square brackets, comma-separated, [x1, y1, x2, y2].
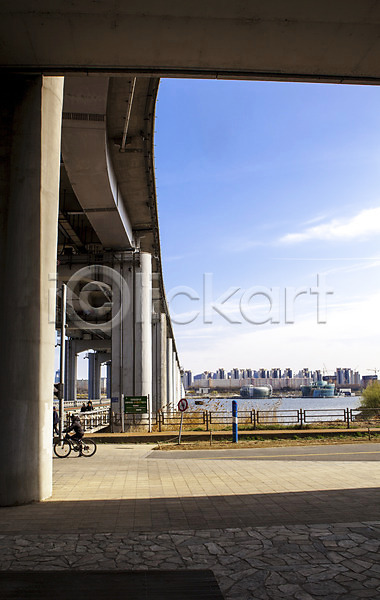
[0, 444, 379, 599]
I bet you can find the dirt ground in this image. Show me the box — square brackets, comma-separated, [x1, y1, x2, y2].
[154, 434, 380, 451]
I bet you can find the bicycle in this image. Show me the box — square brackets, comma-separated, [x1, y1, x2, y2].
[54, 434, 97, 458]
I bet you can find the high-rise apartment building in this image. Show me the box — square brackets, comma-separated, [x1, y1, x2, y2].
[182, 370, 193, 389]
[271, 368, 281, 378]
[336, 368, 353, 385]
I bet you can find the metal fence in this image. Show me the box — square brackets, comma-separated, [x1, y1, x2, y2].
[109, 407, 380, 431]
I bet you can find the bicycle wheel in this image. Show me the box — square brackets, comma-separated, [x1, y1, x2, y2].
[81, 438, 97, 457]
[54, 440, 71, 458]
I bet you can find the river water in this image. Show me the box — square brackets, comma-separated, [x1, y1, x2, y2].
[186, 395, 362, 425]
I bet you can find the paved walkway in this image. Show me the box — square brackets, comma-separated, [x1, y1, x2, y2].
[1, 443, 380, 598]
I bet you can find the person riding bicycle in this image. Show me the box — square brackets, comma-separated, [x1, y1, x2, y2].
[64, 414, 84, 456]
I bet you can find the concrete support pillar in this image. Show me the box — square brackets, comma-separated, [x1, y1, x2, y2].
[65, 339, 77, 403]
[106, 362, 111, 398]
[88, 352, 101, 400]
[94, 353, 101, 400]
[152, 314, 159, 414]
[152, 312, 168, 413]
[111, 259, 134, 414]
[173, 353, 177, 408]
[160, 314, 167, 411]
[177, 360, 181, 403]
[111, 251, 152, 422]
[135, 252, 152, 401]
[173, 356, 177, 406]
[174, 354, 180, 406]
[167, 338, 174, 412]
[88, 353, 95, 399]
[0, 76, 64, 505]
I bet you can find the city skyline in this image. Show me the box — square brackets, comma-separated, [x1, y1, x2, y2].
[186, 366, 363, 380]
[190, 366, 362, 373]
[183, 366, 372, 392]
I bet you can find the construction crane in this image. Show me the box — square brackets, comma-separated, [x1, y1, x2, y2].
[367, 368, 379, 374]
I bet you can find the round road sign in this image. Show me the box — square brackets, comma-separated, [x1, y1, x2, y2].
[178, 398, 188, 412]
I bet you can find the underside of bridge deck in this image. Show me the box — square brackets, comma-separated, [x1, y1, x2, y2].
[1, 2, 380, 83]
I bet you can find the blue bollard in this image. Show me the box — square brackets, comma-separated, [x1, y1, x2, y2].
[232, 400, 238, 443]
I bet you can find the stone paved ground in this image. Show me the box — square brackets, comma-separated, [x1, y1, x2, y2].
[1, 523, 380, 599]
[1, 444, 380, 598]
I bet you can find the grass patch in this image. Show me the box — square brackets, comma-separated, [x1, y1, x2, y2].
[155, 432, 380, 451]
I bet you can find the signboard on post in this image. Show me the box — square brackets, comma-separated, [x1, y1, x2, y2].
[178, 398, 188, 412]
[124, 395, 148, 414]
[177, 398, 188, 444]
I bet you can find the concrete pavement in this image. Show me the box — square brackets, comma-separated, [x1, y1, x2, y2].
[1, 443, 380, 598]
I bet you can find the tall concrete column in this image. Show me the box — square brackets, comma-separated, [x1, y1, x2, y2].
[65, 339, 77, 403]
[167, 337, 173, 412]
[152, 312, 167, 413]
[159, 314, 167, 411]
[88, 352, 98, 400]
[173, 356, 177, 406]
[0, 76, 64, 505]
[152, 313, 159, 413]
[106, 362, 111, 398]
[111, 258, 134, 415]
[174, 354, 181, 405]
[94, 352, 101, 400]
[135, 252, 152, 401]
[172, 350, 178, 410]
[111, 251, 152, 422]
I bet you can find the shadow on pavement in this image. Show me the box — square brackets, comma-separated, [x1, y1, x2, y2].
[1, 487, 380, 534]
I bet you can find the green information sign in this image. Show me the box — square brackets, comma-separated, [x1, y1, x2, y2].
[124, 395, 148, 414]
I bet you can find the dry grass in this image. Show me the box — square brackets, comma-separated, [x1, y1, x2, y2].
[155, 434, 380, 451]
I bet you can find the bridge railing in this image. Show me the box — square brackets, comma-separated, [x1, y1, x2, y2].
[55, 398, 111, 409]
[63, 407, 110, 433]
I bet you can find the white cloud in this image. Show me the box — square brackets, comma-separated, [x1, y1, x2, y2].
[302, 213, 331, 226]
[164, 252, 199, 263]
[280, 206, 380, 244]
[322, 259, 380, 277]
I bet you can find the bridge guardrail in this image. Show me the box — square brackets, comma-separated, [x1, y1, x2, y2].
[55, 398, 111, 409]
[64, 407, 110, 433]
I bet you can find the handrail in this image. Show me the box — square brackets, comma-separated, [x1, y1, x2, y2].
[64, 406, 110, 433]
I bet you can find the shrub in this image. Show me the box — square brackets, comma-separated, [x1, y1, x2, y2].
[359, 381, 380, 417]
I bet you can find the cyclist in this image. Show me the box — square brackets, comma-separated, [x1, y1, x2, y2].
[64, 414, 84, 456]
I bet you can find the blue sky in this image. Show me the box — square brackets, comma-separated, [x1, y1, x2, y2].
[154, 79, 380, 375]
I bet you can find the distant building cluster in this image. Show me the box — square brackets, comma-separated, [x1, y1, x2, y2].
[182, 367, 376, 391]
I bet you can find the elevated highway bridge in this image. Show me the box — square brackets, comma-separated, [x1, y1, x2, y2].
[1, 1, 380, 505]
[58, 75, 182, 419]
